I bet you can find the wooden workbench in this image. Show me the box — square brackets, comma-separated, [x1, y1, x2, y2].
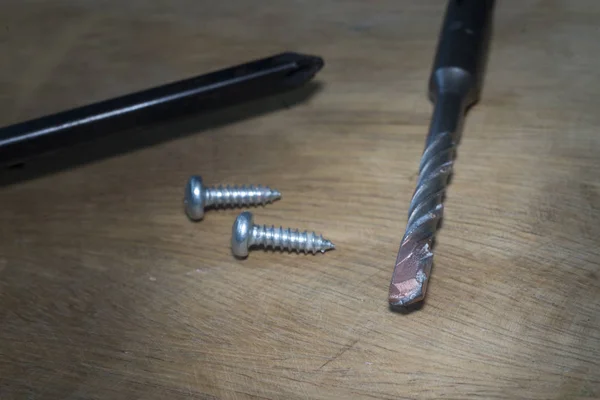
[1, 1, 599, 398]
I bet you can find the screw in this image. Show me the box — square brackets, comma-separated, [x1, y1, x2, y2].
[231, 211, 336, 258]
[184, 176, 281, 221]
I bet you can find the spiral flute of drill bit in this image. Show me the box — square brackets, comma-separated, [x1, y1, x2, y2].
[407, 131, 455, 235]
[231, 211, 335, 258]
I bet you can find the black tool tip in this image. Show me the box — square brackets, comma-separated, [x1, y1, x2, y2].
[277, 52, 325, 87]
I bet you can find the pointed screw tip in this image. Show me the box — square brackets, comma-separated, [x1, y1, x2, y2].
[322, 240, 336, 251]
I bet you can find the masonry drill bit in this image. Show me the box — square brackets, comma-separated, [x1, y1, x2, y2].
[389, 0, 495, 307]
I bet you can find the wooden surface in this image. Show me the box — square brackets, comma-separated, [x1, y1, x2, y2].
[1, 1, 599, 399]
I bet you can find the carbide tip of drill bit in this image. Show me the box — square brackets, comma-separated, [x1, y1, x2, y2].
[388, 235, 434, 307]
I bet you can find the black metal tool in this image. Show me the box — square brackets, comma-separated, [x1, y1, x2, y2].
[0, 52, 324, 167]
[389, 0, 495, 307]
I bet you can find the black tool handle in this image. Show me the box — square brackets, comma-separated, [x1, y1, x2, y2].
[0, 52, 324, 167]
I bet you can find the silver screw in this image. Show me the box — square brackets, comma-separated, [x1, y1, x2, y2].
[184, 176, 281, 221]
[231, 211, 335, 258]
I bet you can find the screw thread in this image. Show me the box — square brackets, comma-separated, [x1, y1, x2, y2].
[204, 185, 281, 208]
[249, 225, 335, 254]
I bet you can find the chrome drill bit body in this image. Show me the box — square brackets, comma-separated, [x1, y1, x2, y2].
[389, 0, 495, 307]
[389, 94, 466, 306]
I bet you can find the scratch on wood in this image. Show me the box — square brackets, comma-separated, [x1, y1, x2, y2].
[318, 338, 360, 370]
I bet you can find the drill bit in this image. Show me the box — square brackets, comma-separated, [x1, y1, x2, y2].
[389, 0, 495, 307]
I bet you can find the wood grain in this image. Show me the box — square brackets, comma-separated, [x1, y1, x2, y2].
[1, 1, 599, 399]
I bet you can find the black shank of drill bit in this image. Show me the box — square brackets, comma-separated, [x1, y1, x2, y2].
[427, 0, 495, 152]
[0, 52, 324, 167]
[429, 0, 495, 108]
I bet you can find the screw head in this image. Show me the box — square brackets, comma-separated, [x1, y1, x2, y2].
[232, 211, 254, 258]
[184, 176, 205, 220]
